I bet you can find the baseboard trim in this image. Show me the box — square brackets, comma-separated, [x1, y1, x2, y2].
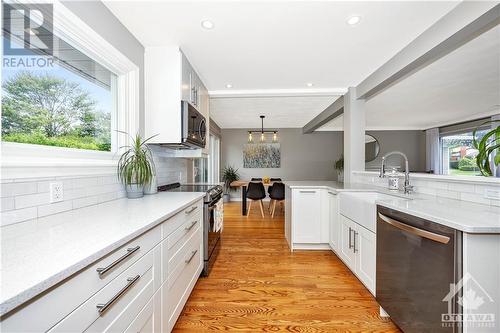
[292, 243, 331, 250]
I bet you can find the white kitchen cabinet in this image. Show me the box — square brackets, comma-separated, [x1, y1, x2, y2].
[288, 188, 336, 250]
[354, 225, 376, 294]
[327, 191, 339, 251]
[292, 189, 322, 244]
[339, 215, 356, 271]
[125, 290, 161, 333]
[2, 199, 204, 333]
[338, 214, 376, 295]
[145, 46, 209, 150]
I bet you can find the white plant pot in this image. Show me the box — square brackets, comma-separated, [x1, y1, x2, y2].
[223, 194, 230, 203]
[337, 170, 344, 183]
[144, 175, 157, 195]
[126, 183, 144, 199]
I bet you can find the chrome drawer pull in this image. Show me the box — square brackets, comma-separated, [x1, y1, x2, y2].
[348, 227, 353, 249]
[96, 246, 140, 277]
[353, 231, 358, 253]
[378, 213, 450, 244]
[299, 190, 316, 193]
[185, 220, 198, 231]
[185, 250, 198, 264]
[96, 275, 140, 315]
[185, 206, 197, 214]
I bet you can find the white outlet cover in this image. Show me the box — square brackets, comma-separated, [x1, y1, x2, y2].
[50, 182, 64, 203]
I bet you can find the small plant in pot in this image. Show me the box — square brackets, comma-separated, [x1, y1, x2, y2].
[117, 133, 157, 199]
[221, 165, 240, 202]
[335, 155, 344, 183]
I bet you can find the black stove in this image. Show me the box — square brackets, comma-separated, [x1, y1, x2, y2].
[158, 182, 223, 277]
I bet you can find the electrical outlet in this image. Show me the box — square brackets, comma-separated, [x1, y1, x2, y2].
[50, 182, 63, 203]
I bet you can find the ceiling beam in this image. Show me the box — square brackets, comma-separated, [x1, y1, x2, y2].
[302, 95, 344, 134]
[209, 88, 346, 98]
[356, 1, 500, 100]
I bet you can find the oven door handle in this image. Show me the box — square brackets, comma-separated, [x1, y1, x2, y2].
[378, 213, 450, 244]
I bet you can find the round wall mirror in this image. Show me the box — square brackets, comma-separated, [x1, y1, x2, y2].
[365, 134, 380, 162]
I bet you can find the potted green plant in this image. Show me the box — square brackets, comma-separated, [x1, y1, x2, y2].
[335, 155, 344, 182]
[473, 121, 500, 177]
[117, 133, 157, 199]
[221, 165, 240, 202]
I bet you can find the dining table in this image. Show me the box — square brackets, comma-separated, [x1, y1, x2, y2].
[230, 180, 278, 216]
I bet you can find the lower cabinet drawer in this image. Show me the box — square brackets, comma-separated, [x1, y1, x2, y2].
[1, 226, 161, 333]
[164, 230, 203, 331]
[49, 250, 155, 333]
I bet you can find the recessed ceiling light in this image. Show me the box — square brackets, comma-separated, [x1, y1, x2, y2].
[201, 20, 214, 30]
[225, 84, 233, 88]
[347, 16, 362, 26]
[306, 83, 314, 87]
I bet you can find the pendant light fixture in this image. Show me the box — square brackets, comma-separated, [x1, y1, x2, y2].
[247, 115, 278, 143]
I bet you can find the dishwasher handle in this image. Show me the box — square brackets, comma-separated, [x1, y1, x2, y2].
[378, 213, 450, 244]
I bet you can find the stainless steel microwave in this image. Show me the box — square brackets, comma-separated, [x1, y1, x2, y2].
[181, 101, 206, 149]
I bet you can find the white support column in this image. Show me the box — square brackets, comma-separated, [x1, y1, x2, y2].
[343, 87, 365, 183]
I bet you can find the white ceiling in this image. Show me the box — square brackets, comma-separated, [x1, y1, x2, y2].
[210, 95, 338, 128]
[317, 25, 500, 131]
[105, 1, 463, 129]
[106, 1, 458, 91]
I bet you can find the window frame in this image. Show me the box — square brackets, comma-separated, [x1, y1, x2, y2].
[438, 120, 492, 177]
[1, 0, 140, 179]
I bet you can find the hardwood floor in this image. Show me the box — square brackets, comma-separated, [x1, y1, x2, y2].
[173, 202, 400, 332]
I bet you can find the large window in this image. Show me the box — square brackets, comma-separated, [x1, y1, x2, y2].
[2, 14, 117, 152]
[1, 1, 139, 179]
[440, 125, 490, 176]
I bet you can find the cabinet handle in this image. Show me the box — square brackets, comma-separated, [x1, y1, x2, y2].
[185, 206, 197, 214]
[96, 246, 140, 277]
[348, 227, 353, 249]
[96, 275, 140, 315]
[353, 231, 358, 253]
[185, 250, 198, 264]
[328, 191, 336, 195]
[299, 190, 316, 193]
[185, 220, 198, 231]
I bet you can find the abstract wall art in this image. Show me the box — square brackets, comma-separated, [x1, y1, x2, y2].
[243, 143, 281, 168]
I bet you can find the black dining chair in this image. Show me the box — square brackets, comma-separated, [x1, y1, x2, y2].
[269, 182, 285, 218]
[267, 178, 282, 196]
[251, 178, 262, 181]
[246, 182, 266, 218]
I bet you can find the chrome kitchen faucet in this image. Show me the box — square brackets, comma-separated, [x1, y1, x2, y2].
[379, 151, 413, 194]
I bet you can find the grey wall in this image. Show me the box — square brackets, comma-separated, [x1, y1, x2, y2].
[62, 1, 145, 135]
[221, 129, 343, 197]
[366, 130, 426, 172]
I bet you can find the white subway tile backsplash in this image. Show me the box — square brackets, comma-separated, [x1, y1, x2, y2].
[1, 197, 15, 212]
[38, 201, 73, 218]
[1, 151, 189, 225]
[15, 192, 50, 209]
[1, 182, 37, 198]
[448, 182, 475, 193]
[352, 172, 498, 206]
[1, 207, 37, 226]
[73, 195, 100, 209]
[73, 177, 99, 189]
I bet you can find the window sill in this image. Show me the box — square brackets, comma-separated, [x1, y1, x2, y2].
[1, 142, 118, 179]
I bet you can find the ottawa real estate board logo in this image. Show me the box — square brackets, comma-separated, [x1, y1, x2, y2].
[442, 273, 495, 329]
[2, 2, 54, 69]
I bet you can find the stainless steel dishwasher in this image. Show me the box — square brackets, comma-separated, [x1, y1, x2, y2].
[376, 206, 462, 333]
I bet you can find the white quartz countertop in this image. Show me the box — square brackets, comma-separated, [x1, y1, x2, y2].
[0, 192, 206, 316]
[284, 181, 500, 234]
